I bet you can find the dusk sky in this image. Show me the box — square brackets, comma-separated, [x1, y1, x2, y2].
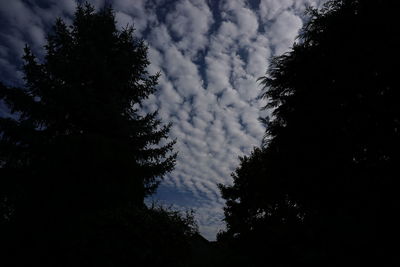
[0, 0, 326, 240]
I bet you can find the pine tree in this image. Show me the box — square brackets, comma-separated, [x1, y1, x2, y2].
[0, 3, 175, 211]
[219, 1, 399, 266]
[0, 4, 179, 266]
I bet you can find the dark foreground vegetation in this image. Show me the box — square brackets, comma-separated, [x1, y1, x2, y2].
[218, 0, 398, 266]
[1, 0, 398, 266]
[0, 4, 198, 266]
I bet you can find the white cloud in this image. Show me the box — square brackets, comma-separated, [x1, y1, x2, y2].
[166, 0, 213, 57]
[267, 10, 303, 55]
[0, 0, 327, 241]
[259, 0, 294, 21]
[113, 0, 156, 35]
[245, 35, 271, 77]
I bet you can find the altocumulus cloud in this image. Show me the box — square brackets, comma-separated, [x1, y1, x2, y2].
[0, 0, 326, 240]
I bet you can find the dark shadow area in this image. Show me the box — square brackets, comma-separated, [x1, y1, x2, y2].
[218, 0, 398, 266]
[0, 3, 200, 266]
[2, 0, 399, 266]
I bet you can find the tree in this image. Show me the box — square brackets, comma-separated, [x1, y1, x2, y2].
[64, 204, 199, 267]
[219, 1, 399, 266]
[0, 4, 183, 266]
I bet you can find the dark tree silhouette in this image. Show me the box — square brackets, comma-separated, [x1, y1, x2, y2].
[219, 1, 399, 266]
[0, 4, 200, 266]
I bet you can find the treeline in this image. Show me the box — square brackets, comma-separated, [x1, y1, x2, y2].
[1, 0, 399, 266]
[218, 1, 398, 266]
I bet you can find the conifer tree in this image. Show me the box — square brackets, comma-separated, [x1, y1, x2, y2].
[0, 4, 182, 266]
[219, 1, 399, 266]
[0, 3, 175, 212]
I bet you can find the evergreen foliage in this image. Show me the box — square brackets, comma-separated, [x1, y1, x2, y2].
[0, 4, 200, 266]
[219, 1, 399, 266]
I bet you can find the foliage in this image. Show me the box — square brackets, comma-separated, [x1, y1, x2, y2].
[3, 203, 199, 266]
[0, 3, 186, 266]
[0, 4, 175, 209]
[219, 0, 399, 266]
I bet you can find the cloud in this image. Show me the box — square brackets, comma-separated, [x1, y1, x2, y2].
[166, 0, 213, 56]
[0, 0, 327, 241]
[267, 10, 303, 55]
[113, 0, 157, 35]
[259, 0, 294, 21]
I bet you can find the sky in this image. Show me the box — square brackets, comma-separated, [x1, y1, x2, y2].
[0, 0, 326, 240]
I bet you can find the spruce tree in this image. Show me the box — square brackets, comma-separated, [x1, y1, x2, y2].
[0, 3, 175, 212]
[219, 1, 399, 266]
[0, 4, 179, 266]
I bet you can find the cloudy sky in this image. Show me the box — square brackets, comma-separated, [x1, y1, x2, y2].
[0, 0, 326, 240]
